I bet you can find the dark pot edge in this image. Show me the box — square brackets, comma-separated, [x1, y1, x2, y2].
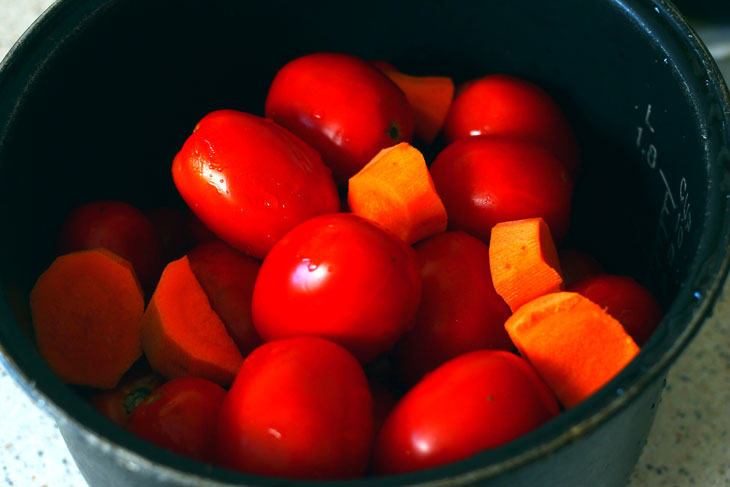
[0, 0, 729, 485]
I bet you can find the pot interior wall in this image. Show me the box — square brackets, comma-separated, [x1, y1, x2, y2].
[0, 0, 723, 484]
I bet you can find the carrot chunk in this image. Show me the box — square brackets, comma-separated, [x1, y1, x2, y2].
[489, 217, 563, 312]
[504, 292, 640, 408]
[382, 71, 455, 144]
[30, 248, 144, 389]
[348, 142, 447, 244]
[140, 256, 243, 386]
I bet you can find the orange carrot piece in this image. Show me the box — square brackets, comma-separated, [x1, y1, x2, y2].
[504, 292, 640, 408]
[348, 142, 447, 244]
[489, 217, 563, 312]
[140, 256, 243, 386]
[30, 248, 145, 389]
[382, 70, 455, 144]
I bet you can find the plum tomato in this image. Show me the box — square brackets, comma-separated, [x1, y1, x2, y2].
[252, 213, 421, 363]
[443, 74, 580, 176]
[568, 274, 663, 346]
[215, 336, 375, 479]
[172, 110, 340, 259]
[187, 240, 262, 357]
[265, 52, 414, 183]
[430, 137, 574, 245]
[393, 231, 513, 385]
[90, 370, 164, 427]
[58, 200, 165, 297]
[373, 350, 560, 475]
[126, 377, 226, 463]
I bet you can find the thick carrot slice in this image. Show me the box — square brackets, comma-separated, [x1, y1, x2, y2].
[30, 248, 144, 389]
[140, 256, 243, 386]
[504, 292, 640, 408]
[489, 217, 563, 312]
[348, 142, 447, 244]
[382, 71, 454, 144]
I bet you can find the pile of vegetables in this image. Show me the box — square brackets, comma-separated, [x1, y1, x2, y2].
[28, 52, 663, 479]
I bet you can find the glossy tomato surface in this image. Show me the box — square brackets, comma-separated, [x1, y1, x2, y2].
[569, 274, 663, 346]
[373, 350, 560, 475]
[443, 74, 580, 176]
[187, 240, 262, 357]
[58, 200, 164, 297]
[265, 53, 414, 183]
[126, 377, 226, 463]
[394, 231, 513, 385]
[430, 137, 574, 245]
[252, 213, 421, 362]
[172, 110, 340, 259]
[215, 336, 374, 479]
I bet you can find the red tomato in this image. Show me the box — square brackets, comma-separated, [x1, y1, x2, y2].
[252, 213, 421, 363]
[568, 274, 663, 346]
[126, 377, 226, 463]
[172, 110, 340, 259]
[443, 74, 580, 176]
[373, 350, 560, 475]
[90, 370, 164, 427]
[265, 52, 414, 183]
[215, 336, 374, 479]
[430, 137, 574, 244]
[58, 200, 164, 297]
[558, 249, 603, 287]
[394, 231, 513, 385]
[187, 240, 262, 357]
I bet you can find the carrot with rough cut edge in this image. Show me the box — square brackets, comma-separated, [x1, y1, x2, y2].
[504, 291, 639, 408]
[140, 255, 243, 386]
[489, 217, 563, 312]
[348, 142, 447, 245]
[30, 248, 144, 389]
[381, 71, 455, 144]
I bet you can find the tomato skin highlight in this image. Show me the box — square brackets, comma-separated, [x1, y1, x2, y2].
[443, 74, 580, 176]
[215, 336, 375, 479]
[172, 110, 340, 259]
[394, 231, 513, 385]
[126, 377, 226, 463]
[430, 137, 574, 245]
[373, 350, 560, 475]
[568, 273, 663, 346]
[252, 213, 421, 363]
[265, 52, 414, 183]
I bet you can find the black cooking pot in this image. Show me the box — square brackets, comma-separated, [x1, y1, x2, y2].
[1, 0, 729, 486]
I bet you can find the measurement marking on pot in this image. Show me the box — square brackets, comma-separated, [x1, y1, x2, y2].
[636, 104, 692, 267]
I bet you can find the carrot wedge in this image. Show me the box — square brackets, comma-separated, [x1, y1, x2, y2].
[30, 248, 144, 389]
[348, 142, 447, 244]
[140, 256, 243, 386]
[489, 217, 563, 312]
[505, 292, 640, 408]
[382, 71, 454, 144]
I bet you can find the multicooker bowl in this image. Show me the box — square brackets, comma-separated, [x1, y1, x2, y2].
[1, 1, 730, 486]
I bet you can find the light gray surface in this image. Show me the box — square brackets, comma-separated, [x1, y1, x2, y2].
[1, 1, 730, 486]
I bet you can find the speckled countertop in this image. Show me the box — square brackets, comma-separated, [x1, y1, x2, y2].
[2, 2, 730, 487]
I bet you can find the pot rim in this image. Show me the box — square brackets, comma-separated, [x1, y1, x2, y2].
[1, 0, 729, 485]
